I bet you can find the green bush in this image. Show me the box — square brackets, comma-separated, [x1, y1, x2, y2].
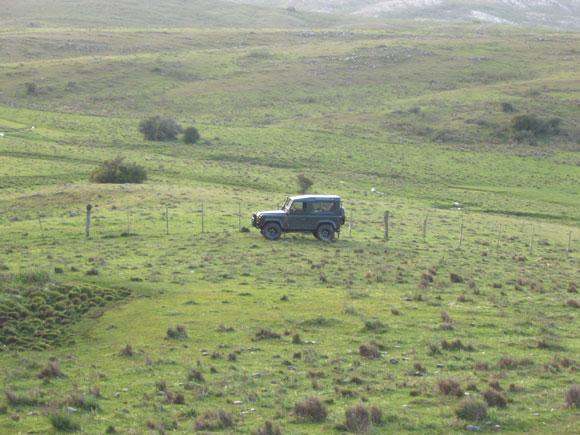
[183, 126, 201, 144]
[511, 114, 562, 144]
[297, 174, 313, 194]
[90, 157, 147, 184]
[501, 102, 515, 113]
[25, 82, 38, 96]
[49, 411, 81, 432]
[139, 116, 182, 141]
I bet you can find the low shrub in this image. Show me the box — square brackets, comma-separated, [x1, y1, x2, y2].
[359, 343, 380, 359]
[38, 360, 64, 379]
[441, 311, 453, 323]
[120, 344, 134, 357]
[254, 328, 281, 340]
[252, 420, 283, 435]
[511, 114, 562, 144]
[166, 325, 188, 340]
[474, 361, 489, 371]
[25, 82, 39, 96]
[501, 102, 515, 113]
[369, 406, 382, 425]
[49, 411, 81, 432]
[483, 389, 507, 408]
[165, 390, 185, 405]
[344, 403, 370, 433]
[183, 126, 201, 144]
[566, 384, 580, 408]
[194, 409, 234, 431]
[90, 157, 147, 184]
[187, 369, 205, 383]
[5, 389, 41, 407]
[497, 357, 534, 370]
[294, 396, 327, 422]
[65, 391, 100, 411]
[437, 378, 463, 397]
[455, 398, 487, 421]
[363, 319, 388, 333]
[450, 273, 464, 283]
[139, 116, 182, 141]
[441, 339, 474, 351]
[297, 174, 313, 194]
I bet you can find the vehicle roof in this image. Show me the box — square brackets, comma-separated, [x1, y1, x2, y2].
[288, 194, 341, 201]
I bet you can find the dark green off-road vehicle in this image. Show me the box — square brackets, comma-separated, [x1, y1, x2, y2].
[252, 195, 346, 241]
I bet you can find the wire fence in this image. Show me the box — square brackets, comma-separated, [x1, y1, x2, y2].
[2, 201, 577, 259]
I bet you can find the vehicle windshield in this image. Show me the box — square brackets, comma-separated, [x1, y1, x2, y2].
[281, 197, 292, 211]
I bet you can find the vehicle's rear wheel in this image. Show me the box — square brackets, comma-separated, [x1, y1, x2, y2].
[316, 224, 335, 242]
[261, 222, 282, 241]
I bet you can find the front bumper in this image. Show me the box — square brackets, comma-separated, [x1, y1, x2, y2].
[251, 214, 261, 229]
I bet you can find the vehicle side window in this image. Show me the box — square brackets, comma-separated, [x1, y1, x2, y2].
[312, 201, 336, 212]
[290, 201, 306, 213]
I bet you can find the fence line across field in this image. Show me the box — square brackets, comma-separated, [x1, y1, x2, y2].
[73, 203, 578, 256]
[3, 202, 575, 257]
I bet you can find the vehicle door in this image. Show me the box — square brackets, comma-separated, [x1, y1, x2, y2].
[307, 201, 335, 230]
[288, 200, 308, 230]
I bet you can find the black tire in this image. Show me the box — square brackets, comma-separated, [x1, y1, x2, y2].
[316, 224, 335, 242]
[261, 222, 282, 241]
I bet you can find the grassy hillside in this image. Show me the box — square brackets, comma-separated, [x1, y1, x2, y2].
[0, 0, 357, 28]
[0, 15, 579, 435]
[232, 0, 580, 30]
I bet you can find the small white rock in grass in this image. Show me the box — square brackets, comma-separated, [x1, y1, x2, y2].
[0, 132, 4, 137]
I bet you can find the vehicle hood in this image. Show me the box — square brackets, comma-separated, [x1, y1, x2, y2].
[255, 210, 286, 217]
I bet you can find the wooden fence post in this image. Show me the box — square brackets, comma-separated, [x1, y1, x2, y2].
[529, 225, 534, 253]
[85, 204, 92, 240]
[349, 209, 353, 238]
[165, 206, 169, 235]
[238, 202, 241, 231]
[458, 214, 464, 249]
[37, 213, 44, 237]
[496, 224, 502, 249]
[568, 231, 573, 253]
[422, 214, 429, 242]
[384, 211, 389, 241]
[126, 210, 132, 235]
[201, 202, 205, 234]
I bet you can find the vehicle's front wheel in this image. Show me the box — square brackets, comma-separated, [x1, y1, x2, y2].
[316, 224, 335, 242]
[261, 222, 282, 241]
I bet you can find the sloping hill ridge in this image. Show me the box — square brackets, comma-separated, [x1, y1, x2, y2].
[0, 0, 354, 28]
[232, 0, 580, 29]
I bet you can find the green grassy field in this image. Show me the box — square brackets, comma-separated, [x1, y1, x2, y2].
[0, 15, 579, 435]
